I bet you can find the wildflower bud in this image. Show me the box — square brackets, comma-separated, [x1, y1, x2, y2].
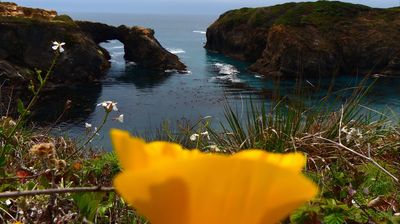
[209, 145, 221, 152]
[29, 143, 56, 158]
[114, 114, 124, 123]
[190, 134, 199, 141]
[73, 162, 83, 170]
[201, 131, 210, 140]
[8, 120, 16, 126]
[64, 99, 72, 110]
[52, 159, 67, 170]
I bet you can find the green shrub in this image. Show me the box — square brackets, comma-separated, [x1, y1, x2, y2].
[53, 14, 74, 23]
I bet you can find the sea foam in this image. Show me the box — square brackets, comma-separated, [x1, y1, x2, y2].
[167, 48, 186, 54]
[211, 63, 241, 83]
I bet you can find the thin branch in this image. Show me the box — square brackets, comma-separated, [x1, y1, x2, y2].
[318, 136, 399, 182]
[338, 105, 344, 145]
[0, 173, 43, 182]
[0, 186, 115, 199]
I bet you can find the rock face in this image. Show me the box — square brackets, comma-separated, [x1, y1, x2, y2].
[206, 1, 400, 78]
[0, 17, 109, 85]
[0, 3, 186, 87]
[0, 2, 57, 19]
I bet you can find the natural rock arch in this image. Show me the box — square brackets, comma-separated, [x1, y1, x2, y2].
[76, 21, 186, 71]
[0, 2, 187, 87]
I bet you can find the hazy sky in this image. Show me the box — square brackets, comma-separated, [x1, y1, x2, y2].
[12, 0, 400, 15]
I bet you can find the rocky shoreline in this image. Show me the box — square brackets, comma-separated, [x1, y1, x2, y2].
[0, 2, 186, 87]
[205, 1, 400, 78]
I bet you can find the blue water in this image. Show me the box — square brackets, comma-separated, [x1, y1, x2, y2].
[36, 13, 400, 150]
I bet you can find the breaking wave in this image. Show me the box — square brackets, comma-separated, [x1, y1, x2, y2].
[193, 30, 206, 34]
[167, 48, 186, 54]
[210, 63, 241, 83]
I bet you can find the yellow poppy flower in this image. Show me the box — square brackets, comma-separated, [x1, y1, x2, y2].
[111, 129, 318, 224]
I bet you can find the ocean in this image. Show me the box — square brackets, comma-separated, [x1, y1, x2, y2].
[34, 13, 400, 150]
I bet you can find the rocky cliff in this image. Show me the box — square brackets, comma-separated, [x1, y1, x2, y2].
[206, 1, 400, 78]
[0, 3, 186, 87]
[0, 2, 57, 19]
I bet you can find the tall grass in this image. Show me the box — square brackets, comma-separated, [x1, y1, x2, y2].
[157, 77, 399, 182]
[152, 78, 400, 223]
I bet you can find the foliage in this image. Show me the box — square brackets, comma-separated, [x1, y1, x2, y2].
[214, 1, 379, 32]
[53, 14, 74, 23]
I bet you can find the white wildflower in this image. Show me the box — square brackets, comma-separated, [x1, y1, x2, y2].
[356, 129, 363, 139]
[52, 41, 65, 53]
[201, 131, 210, 140]
[5, 199, 12, 206]
[115, 114, 124, 123]
[97, 101, 118, 112]
[190, 134, 199, 141]
[8, 120, 16, 126]
[94, 127, 100, 136]
[85, 123, 92, 129]
[209, 145, 221, 152]
[344, 127, 363, 143]
[351, 199, 360, 208]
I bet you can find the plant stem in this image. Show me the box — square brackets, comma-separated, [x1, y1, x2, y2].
[0, 186, 114, 198]
[6, 53, 60, 140]
[84, 111, 109, 146]
[66, 111, 110, 160]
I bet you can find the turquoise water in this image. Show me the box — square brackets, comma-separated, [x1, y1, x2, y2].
[35, 13, 400, 150]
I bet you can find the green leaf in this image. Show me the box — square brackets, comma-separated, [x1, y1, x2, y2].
[290, 205, 320, 224]
[0, 154, 6, 167]
[2, 144, 13, 154]
[17, 99, 25, 115]
[323, 212, 345, 224]
[72, 192, 104, 221]
[0, 144, 13, 168]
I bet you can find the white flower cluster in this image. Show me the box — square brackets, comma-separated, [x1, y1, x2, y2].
[85, 101, 124, 132]
[97, 101, 118, 113]
[96, 101, 124, 123]
[341, 126, 363, 145]
[190, 131, 210, 141]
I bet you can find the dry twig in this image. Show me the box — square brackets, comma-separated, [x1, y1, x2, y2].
[0, 186, 115, 199]
[318, 136, 399, 182]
